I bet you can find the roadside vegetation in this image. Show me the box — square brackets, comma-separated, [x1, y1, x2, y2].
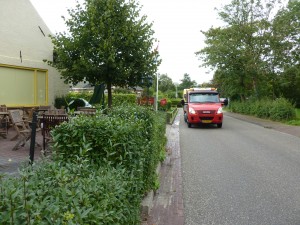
[287, 108, 300, 126]
[0, 104, 167, 224]
[193, 0, 300, 127]
[228, 98, 300, 125]
[196, 0, 300, 109]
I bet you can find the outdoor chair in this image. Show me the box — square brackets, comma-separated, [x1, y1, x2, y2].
[0, 105, 8, 138]
[8, 109, 41, 150]
[41, 114, 69, 153]
[22, 107, 35, 122]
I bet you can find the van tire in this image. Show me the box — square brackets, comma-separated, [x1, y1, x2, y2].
[217, 123, 222, 128]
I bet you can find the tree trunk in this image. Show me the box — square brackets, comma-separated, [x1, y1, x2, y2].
[107, 81, 112, 108]
[252, 77, 259, 99]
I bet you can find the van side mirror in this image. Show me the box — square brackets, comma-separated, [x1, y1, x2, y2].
[223, 98, 228, 106]
[180, 99, 185, 106]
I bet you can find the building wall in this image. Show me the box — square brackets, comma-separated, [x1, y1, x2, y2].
[0, 0, 69, 107]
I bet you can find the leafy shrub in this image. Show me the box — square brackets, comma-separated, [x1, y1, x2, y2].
[169, 98, 183, 108]
[253, 99, 272, 118]
[269, 98, 296, 121]
[51, 105, 166, 194]
[0, 159, 141, 224]
[105, 105, 167, 193]
[229, 98, 296, 121]
[68, 91, 93, 100]
[158, 102, 172, 111]
[110, 94, 137, 106]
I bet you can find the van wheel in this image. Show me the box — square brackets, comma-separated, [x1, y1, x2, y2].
[187, 122, 191, 128]
[217, 123, 222, 128]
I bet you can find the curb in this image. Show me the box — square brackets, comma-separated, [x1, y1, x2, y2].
[142, 112, 184, 225]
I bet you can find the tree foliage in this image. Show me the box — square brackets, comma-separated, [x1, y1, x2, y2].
[178, 73, 197, 90]
[49, 0, 160, 107]
[158, 73, 175, 93]
[196, 0, 300, 106]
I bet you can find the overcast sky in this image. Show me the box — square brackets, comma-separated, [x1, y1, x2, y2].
[30, 0, 231, 84]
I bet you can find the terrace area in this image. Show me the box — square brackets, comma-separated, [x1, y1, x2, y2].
[0, 128, 43, 175]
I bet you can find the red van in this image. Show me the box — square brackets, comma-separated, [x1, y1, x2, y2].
[182, 88, 228, 128]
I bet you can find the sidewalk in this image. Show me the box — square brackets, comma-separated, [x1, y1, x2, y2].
[0, 129, 43, 175]
[143, 112, 184, 225]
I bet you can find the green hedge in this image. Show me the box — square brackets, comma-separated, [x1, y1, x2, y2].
[229, 98, 296, 121]
[0, 160, 141, 224]
[0, 105, 167, 224]
[166, 108, 178, 124]
[51, 105, 166, 194]
[105, 94, 136, 106]
[169, 98, 183, 108]
[107, 105, 167, 192]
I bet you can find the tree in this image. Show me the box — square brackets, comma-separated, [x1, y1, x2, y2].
[158, 74, 175, 93]
[196, 0, 283, 100]
[178, 73, 197, 90]
[272, 0, 300, 68]
[49, 0, 160, 107]
[272, 1, 300, 106]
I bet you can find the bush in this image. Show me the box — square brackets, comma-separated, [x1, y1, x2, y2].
[229, 98, 296, 121]
[0, 159, 141, 224]
[166, 108, 178, 124]
[269, 98, 296, 121]
[107, 94, 137, 106]
[169, 98, 183, 108]
[51, 105, 166, 194]
[254, 99, 272, 118]
[105, 105, 167, 193]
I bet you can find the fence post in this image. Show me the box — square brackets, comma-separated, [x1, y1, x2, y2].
[29, 111, 38, 164]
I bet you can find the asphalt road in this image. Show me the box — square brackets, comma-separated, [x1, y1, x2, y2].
[180, 112, 300, 225]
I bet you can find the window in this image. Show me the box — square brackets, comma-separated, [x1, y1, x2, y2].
[0, 65, 48, 107]
[189, 93, 219, 103]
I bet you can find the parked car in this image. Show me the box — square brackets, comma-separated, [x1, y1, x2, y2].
[68, 98, 92, 111]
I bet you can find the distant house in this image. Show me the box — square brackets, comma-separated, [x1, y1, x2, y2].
[0, 0, 69, 107]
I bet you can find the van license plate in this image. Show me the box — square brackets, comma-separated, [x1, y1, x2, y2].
[202, 120, 211, 123]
